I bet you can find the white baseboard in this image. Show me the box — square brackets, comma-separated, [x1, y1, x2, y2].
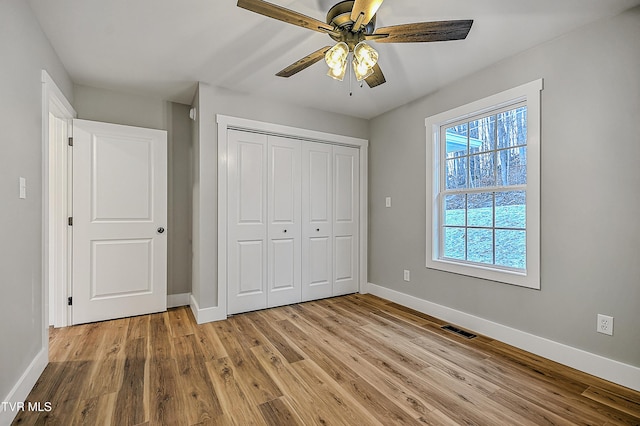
[167, 293, 191, 308]
[365, 282, 640, 392]
[0, 347, 48, 425]
[189, 294, 226, 324]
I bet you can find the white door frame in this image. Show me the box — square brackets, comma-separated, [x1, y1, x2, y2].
[217, 114, 368, 319]
[42, 70, 76, 335]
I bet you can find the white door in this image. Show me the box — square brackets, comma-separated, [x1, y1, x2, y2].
[301, 142, 333, 301]
[267, 136, 301, 308]
[333, 145, 360, 296]
[227, 130, 268, 314]
[72, 119, 167, 325]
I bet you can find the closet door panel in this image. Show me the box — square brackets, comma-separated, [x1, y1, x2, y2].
[302, 142, 333, 301]
[333, 146, 360, 296]
[228, 130, 268, 314]
[267, 136, 302, 308]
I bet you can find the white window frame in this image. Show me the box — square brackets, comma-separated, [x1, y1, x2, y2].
[425, 79, 542, 289]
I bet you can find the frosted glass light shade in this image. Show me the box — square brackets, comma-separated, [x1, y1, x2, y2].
[327, 60, 347, 81]
[325, 42, 349, 70]
[353, 58, 374, 81]
[353, 42, 378, 69]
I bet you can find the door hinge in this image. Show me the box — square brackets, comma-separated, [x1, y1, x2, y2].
[68, 217, 73, 226]
[67, 297, 72, 306]
[68, 137, 73, 146]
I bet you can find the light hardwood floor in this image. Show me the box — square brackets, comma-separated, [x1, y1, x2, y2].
[12, 294, 640, 425]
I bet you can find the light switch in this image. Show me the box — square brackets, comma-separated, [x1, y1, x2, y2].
[19, 177, 26, 199]
[385, 196, 391, 208]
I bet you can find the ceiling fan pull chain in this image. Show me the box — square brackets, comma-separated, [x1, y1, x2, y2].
[349, 55, 353, 96]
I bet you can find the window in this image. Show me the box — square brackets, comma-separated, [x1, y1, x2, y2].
[425, 80, 542, 289]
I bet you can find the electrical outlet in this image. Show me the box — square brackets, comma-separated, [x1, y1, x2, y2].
[385, 197, 392, 208]
[403, 269, 410, 282]
[597, 314, 614, 336]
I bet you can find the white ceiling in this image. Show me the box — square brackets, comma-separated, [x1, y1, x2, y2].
[28, 0, 640, 119]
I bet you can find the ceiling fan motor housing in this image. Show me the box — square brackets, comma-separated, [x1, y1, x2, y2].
[327, 0, 376, 48]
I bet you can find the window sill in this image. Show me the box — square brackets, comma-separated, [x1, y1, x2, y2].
[426, 257, 539, 290]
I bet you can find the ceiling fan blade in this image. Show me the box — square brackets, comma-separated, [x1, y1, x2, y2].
[365, 63, 386, 88]
[237, 0, 334, 33]
[372, 20, 473, 43]
[350, 0, 384, 28]
[276, 46, 332, 78]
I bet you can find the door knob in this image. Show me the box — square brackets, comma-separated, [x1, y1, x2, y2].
[283, 229, 287, 233]
[316, 228, 320, 232]
[157, 227, 165, 234]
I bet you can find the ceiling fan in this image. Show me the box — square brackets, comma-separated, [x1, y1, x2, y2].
[237, 0, 473, 88]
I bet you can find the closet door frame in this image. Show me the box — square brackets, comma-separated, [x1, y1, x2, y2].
[217, 115, 368, 319]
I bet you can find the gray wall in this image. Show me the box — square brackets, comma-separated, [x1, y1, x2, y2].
[0, 0, 73, 404]
[168, 102, 193, 295]
[192, 84, 369, 309]
[74, 84, 193, 296]
[368, 6, 640, 367]
[74, 84, 169, 130]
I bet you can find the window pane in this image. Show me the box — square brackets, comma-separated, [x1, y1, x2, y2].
[469, 153, 495, 188]
[497, 106, 527, 149]
[443, 227, 465, 260]
[498, 147, 527, 186]
[444, 194, 465, 226]
[468, 192, 493, 227]
[467, 228, 493, 264]
[446, 158, 467, 190]
[496, 191, 526, 229]
[495, 230, 526, 269]
[446, 124, 468, 156]
[468, 115, 495, 153]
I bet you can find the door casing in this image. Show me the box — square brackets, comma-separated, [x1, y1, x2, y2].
[42, 70, 76, 330]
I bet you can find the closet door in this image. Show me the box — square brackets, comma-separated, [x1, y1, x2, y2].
[227, 130, 268, 314]
[301, 142, 333, 301]
[267, 136, 302, 308]
[333, 145, 360, 296]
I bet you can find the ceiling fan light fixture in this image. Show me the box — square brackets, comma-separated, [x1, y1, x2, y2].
[325, 42, 349, 70]
[353, 58, 374, 81]
[327, 59, 347, 81]
[353, 41, 378, 69]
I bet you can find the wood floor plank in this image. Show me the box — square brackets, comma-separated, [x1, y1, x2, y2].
[173, 334, 223, 424]
[204, 357, 264, 424]
[229, 313, 268, 348]
[48, 333, 81, 363]
[289, 303, 376, 354]
[416, 364, 540, 425]
[167, 306, 195, 338]
[148, 312, 174, 361]
[12, 294, 640, 426]
[258, 397, 303, 426]
[127, 314, 150, 341]
[149, 358, 185, 426]
[290, 359, 388, 426]
[488, 388, 573, 426]
[250, 311, 305, 363]
[113, 337, 148, 426]
[72, 392, 117, 426]
[250, 342, 355, 426]
[412, 335, 620, 424]
[583, 385, 640, 418]
[212, 320, 283, 406]
[193, 320, 228, 362]
[275, 317, 422, 425]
